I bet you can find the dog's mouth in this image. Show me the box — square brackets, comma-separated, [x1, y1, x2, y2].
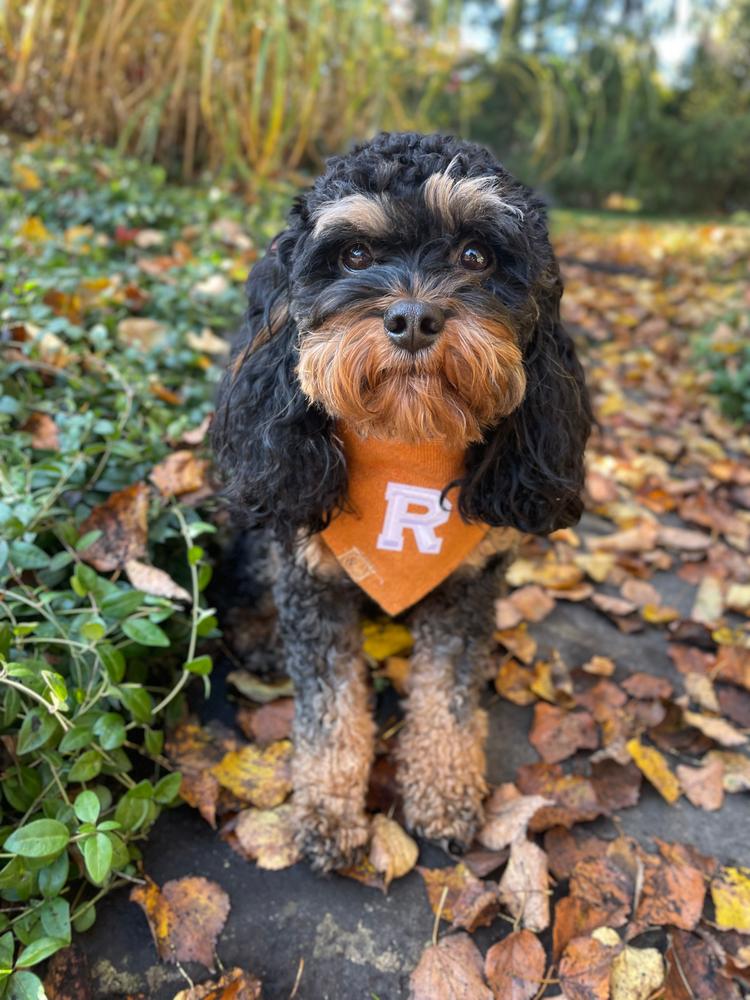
[297, 309, 526, 446]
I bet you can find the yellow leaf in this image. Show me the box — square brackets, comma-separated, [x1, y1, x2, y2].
[234, 804, 300, 870]
[362, 620, 412, 661]
[19, 215, 51, 242]
[211, 741, 292, 808]
[13, 163, 42, 190]
[711, 866, 750, 932]
[626, 738, 681, 804]
[369, 815, 418, 887]
[610, 943, 665, 1000]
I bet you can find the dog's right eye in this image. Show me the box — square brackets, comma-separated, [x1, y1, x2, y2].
[341, 243, 374, 271]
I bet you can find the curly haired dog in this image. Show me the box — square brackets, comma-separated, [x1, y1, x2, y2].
[213, 132, 591, 871]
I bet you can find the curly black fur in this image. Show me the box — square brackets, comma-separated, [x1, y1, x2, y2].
[212, 131, 591, 540]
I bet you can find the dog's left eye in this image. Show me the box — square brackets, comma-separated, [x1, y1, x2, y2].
[341, 242, 374, 271]
[459, 242, 492, 271]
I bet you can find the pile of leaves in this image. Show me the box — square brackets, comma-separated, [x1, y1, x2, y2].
[0, 143, 283, 997]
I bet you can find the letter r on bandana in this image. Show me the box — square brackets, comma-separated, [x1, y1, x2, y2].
[376, 482, 451, 555]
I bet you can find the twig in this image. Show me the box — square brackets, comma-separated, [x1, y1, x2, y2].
[432, 885, 449, 946]
[289, 957, 304, 999]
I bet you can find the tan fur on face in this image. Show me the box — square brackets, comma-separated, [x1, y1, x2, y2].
[423, 163, 524, 231]
[312, 193, 392, 240]
[396, 654, 487, 845]
[292, 657, 375, 870]
[297, 302, 526, 447]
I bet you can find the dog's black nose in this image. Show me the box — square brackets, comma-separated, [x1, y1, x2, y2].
[383, 300, 445, 353]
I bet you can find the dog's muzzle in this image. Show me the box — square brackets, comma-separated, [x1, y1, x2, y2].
[383, 298, 445, 354]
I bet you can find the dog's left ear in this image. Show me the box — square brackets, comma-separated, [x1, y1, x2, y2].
[457, 287, 592, 534]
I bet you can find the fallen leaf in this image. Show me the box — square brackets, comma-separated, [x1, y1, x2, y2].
[582, 655, 616, 677]
[610, 943, 665, 1000]
[150, 450, 210, 497]
[498, 837, 549, 932]
[682, 710, 747, 747]
[622, 673, 672, 700]
[516, 763, 603, 830]
[166, 719, 242, 827]
[211, 741, 292, 808]
[361, 619, 413, 660]
[484, 929, 545, 1000]
[462, 847, 510, 879]
[495, 659, 537, 706]
[23, 412, 60, 450]
[410, 932, 493, 1000]
[691, 575, 725, 625]
[559, 934, 616, 1000]
[44, 945, 92, 1000]
[676, 756, 725, 811]
[714, 645, 750, 692]
[131, 876, 230, 969]
[179, 414, 213, 446]
[227, 671, 294, 703]
[657, 525, 712, 551]
[496, 624, 537, 664]
[528, 703, 598, 763]
[369, 815, 418, 888]
[591, 522, 659, 553]
[171, 967, 262, 999]
[418, 864, 500, 932]
[193, 274, 230, 297]
[544, 827, 608, 881]
[592, 592, 638, 617]
[632, 852, 705, 934]
[620, 578, 661, 607]
[590, 759, 643, 812]
[234, 805, 300, 870]
[476, 786, 551, 850]
[381, 655, 411, 694]
[337, 856, 386, 891]
[684, 672, 720, 712]
[236, 699, 295, 745]
[79, 482, 149, 572]
[708, 750, 750, 793]
[626, 737, 681, 803]
[711, 866, 750, 933]
[124, 559, 191, 602]
[509, 584, 556, 622]
[186, 327, 230, 355]
[664, 929, 742, 999]
[116, 317, 168, 349]
[496, 599, 523, 629]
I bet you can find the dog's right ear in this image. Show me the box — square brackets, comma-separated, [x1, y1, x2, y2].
[212, 233, 347, 543]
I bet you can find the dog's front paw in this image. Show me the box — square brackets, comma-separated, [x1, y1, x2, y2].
[293, 801, 370, 872]
[400, 769, 485, 850]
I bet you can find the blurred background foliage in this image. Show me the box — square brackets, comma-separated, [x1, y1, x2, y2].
[1, 0, 749, 214]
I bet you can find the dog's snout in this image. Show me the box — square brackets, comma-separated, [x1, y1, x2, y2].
[383, 299, 445, 353]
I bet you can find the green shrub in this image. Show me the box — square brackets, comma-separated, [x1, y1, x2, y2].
[694, 314, 750, 424]
[0, 143, 274, 995]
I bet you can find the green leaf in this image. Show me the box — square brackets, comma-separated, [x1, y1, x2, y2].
[196, 614, 218, 637]
[38, 852, 69, 899]
[187, 545, 204, 565]
[122, 618, 169, 647]
[92, 712, 126, 750]
[184, 654, 212, 675]
[101, 590, 145, 619]
[3, 819, 69, 859]
[59, 725, 94, 753]
[98, 643, 125, 682]
[9, 541, 48, 570]
[72, 904, 96, 934]
[0, 931, 13, 976]
[75, 529, 102, 551]
[16, 935, 67, 968]
[47, 550, 73, 572]
[154, 772, 182, 804]
[2, 767, 42, 812]
[144, 728, 164, 756]
[8, 970, 46, 999]
[117, 686, 153, 724]
[74, 790, 101, 825]
[16, 710, 59, 755]
[67, 750, 102, 782]
[39, 898, 71, 943]
[81, 619, 106, 642]
[83, 832, 113, 885]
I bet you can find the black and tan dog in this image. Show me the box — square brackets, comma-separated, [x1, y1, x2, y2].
[213, 132, 591, 871]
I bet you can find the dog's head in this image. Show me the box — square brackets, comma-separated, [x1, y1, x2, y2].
[215, 132, 591, 540]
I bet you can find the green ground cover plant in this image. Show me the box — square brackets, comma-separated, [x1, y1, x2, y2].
[0, 144, 287, 998]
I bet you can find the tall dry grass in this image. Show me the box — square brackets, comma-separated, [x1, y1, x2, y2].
[0, 0, 466, 189]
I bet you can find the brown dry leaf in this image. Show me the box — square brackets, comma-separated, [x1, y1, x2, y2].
[494, 659, 537, 706]
[462, 847, 509, 879]
[498, 838, 549, 932]
[632, 852, 705, 934]
[124, 558, 191, 602]
[657, 525, 712, 551]
[496, 599, 523, 630]
[23, 412, 60, 450]
[476, 786, 550, 851]
[711, 866, 750, 933]
[591, 522, 659, 553]
[708, 750, 750, 793]
[591, 759, 643, 812]
[496, 624, 537, 664]
[79, 482, 149, 572]
[409, 932, 493, 1000]
[684, 672, 720, 712]
[559, 934, 617, 1000]
[484, 929, 545, 1000]
[338, 857, 387, 891]
[131, 876, 230, 969]
[116, 317, 168, 349]
[528, 703, 598, 763]
[568, 852, 636, 932]
[620, 578, 661, 608]
[185, 327, 230, 355]
[381, 655, 411, 694]
[544, 827, 608, 881]
[676, 756, 725, 811]
[575, 551, 616, 583]
[626, 737, 681, 803]
[369, 815, 418, 888]
[516, 763, 603, 830]
[691, 575, 726, 626]
[582, 655, 616, 677]
[610, 943, 665, 1000]
[227, 671, 294, 703]
[212, 741, 292, 808]
[528, 660, 558, 703]
[179, 414, 213, 446]
[150, 450, 210, 497]
[234, 805, 300, 870]
[682, 710, 747, 747]
[622, 673, 672, 700]
[43, 945, 92, 1000]
[236, 698, 295, 745]
[664, 929, 742, 1000]
[509, 584, 556, 622]
[171, 968, 262, 1000]
[714, 645, 750, 691]
[166, 720, 242, 827]
[418, 864, 500, 932]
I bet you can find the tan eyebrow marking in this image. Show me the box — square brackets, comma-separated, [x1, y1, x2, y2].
[423, 161, 523, 230]
[312, 193, 392, 239]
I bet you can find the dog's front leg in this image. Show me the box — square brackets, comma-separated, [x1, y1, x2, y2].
[272, 544, 374, 871]
[397, 559, 508, 849]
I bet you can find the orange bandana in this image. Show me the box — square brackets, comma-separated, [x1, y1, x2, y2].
[321, 425, 490, 615]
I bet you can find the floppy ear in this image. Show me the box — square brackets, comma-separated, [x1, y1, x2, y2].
[457, 296, 592, 534]
[212, 235, 346, 543]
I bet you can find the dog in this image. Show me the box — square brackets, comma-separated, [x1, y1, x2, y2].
[213, 131, 591, 871]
